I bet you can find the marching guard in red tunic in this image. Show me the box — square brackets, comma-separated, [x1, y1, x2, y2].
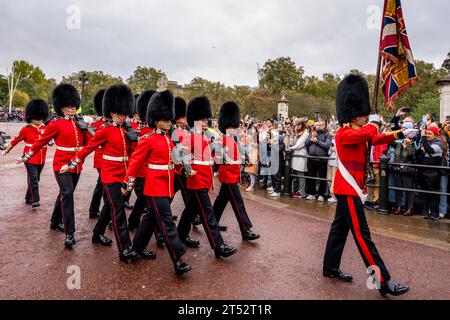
[323, 74, 410, 296]
[18, 84, 92, 248]
[61, 85, 139, 262]
[170, 96, 190, 222]
[177, 96, 238, 258]
[3, 99, 49, 209]
[88, 89, 108, 219]
[123, 90, 192, 275]
[213, 102, 260, 241]
[127, 90, 156, 231]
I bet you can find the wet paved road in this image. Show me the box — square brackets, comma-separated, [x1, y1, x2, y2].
[0, 123, 449, 300]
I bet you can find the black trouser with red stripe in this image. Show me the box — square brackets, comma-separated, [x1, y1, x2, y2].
[93, 183, 132, 253]
[172, 173, 189, 207]
[89, 168, 103, 215]
[25, 163, 44, 204]
[213, 183, 253, 233]
[52, 172, 80, 235]
[324, 195, 391, 283]
[178, 189, 224, 249]
[128, 177, 146, 226]
[133, 197, 185, 263]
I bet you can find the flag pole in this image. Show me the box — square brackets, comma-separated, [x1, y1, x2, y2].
[373, 0, 387, 115]
[373, 52, 382, 115]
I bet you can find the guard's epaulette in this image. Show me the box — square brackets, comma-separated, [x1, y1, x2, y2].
[141, 131, 155, 139]
[100, 123, 112, 129]
[49, 115, 63, 122]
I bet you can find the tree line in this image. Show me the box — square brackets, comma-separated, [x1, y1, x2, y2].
[0, 57, 446, 121]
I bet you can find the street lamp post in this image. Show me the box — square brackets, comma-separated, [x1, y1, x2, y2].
[78, 71, 89, 113]
[314, 110, 320, 121]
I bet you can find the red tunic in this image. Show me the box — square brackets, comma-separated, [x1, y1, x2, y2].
[130, 122, 140, 131]
[124, 130, 175, 198]
[10, 125, 47, 165]
[135, 126, 154, 178]
[28, 118, 89, 173]
[90, 118, 106, 169]
[185, 131, 214, 190]
[73, 124, 133, 184]
[332, 123, 399, 197]
[217, 135, 241, 184]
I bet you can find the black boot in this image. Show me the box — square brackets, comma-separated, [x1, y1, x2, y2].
[323, 266, 353, 282]
[192, 216, 201, 227]
[31, 202, 40, 210]
[181, 236, 200, 248]
[219, 225, 228, 231]
[215, 244, 238, 258]
[92, 234, 113, 246]
[136, 248, 157, 260]
[242, 230, 260, 241]
[50, 222, 65, 233]
[379, 280, 410, 296]
[64, 233, 76, 248]
[174, 260, 192, 276]
[119, 247, 138, 263]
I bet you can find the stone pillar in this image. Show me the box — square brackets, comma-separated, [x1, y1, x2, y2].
[277, 95, 289, 121]
[437, 52, 450, 123]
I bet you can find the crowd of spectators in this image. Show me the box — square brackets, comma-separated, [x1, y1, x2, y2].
[215, 111, 449, 222]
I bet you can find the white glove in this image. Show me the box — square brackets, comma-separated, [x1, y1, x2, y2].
[368, 114, 381, 123]
[1, 150, 7, 156]
[403, 128, 419, 139]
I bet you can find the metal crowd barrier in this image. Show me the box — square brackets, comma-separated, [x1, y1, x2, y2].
[282, 151, 450, 214]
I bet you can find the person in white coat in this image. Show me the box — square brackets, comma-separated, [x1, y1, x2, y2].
[289, 120, 309, 198]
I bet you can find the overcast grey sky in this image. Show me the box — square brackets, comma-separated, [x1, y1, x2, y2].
[0, 0, 448, 86]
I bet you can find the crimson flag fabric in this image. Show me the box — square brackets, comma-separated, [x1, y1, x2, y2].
[380, 0, 418, 111]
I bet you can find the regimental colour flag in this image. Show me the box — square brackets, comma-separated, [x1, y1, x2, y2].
[379, 0, 418, 111]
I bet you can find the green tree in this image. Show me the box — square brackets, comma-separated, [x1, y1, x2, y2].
[0, 75, 8, 105]
[62, 71, 123, 114]
[183, 77, 231, 116]
[127, 66, 166, 93]
[258, 57, 305, 93]
[12, 89, 29, 108]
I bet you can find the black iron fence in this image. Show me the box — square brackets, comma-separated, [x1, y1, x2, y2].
[282, 150, 450, 214]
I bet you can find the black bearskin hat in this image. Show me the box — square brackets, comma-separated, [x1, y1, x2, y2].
[25, 99, 49, 123]
[174, 97, 187, 122]
[336, 74, 371, 125]
[147, 90, 175, 128]
[187, 96, 212, 128]
[51, 84, 81, 116]
[218, 101, 241, 134]
[132, 94, 140, 115]
[102, 85, 134, 119]
[93, 89, 106, 116]
[136, 90, 157, 122]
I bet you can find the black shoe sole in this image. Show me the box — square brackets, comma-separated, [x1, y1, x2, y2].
[119, 255, 138, 263]
[215, 248, 238, 258]
[379, 288, 410, 297]
[50, 225, 65, 233]
[175, 265, 192, 276]
[323, 271, 353, 282]
[64, 241, 75, 248]
[182, 241, 200, 248]
[139, 254, 156, 260]
[92, 239, 112, 246]
[243, 234, 261, 241]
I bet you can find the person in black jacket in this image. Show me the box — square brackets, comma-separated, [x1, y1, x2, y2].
[305, 121, 332, 202]
[418, 125, 443, 221]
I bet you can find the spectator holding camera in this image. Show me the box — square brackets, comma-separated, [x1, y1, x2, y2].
[305, 121, 332, 202]
[289, 120, 309, 199]
[417, 124, 443, 221]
